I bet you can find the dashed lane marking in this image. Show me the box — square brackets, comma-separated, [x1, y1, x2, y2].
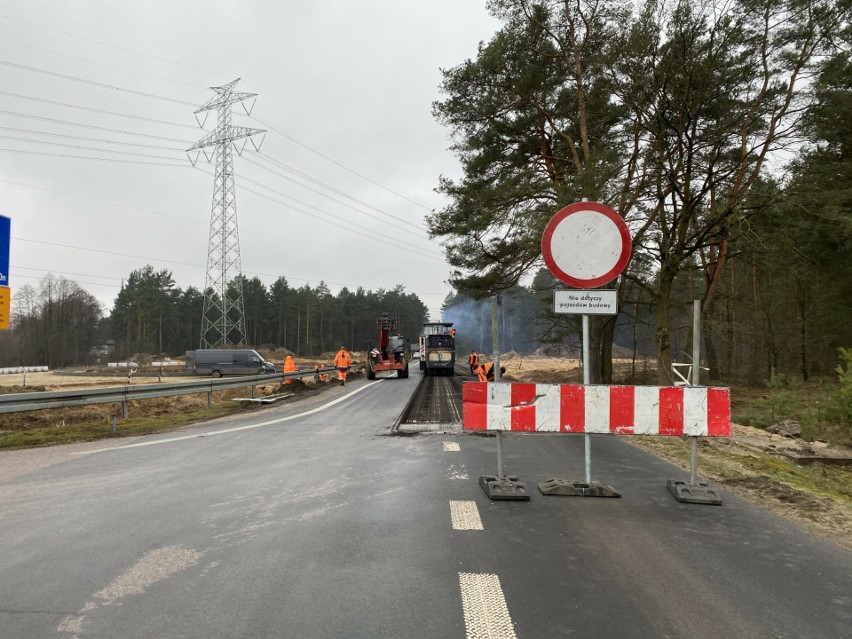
[450, 500, 483, 530]
[459, 572, 517, 639]
[443, 441, 461, 452]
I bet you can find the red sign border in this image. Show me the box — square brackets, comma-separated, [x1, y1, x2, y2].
[541, 202, 632, 288]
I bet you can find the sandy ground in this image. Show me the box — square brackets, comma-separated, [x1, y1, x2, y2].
[2, 356, 850, 548]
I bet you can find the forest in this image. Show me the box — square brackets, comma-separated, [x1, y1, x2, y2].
[430, 0, 852, 385]
[0, 269, 428, 367]
[0, 0, 849, 390]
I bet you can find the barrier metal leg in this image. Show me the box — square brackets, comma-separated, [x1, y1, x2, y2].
[667, 436, 722, 505]
[479, 430, 529, 501]
[666, 302, 723, 506]
[539, 313, 619, 498]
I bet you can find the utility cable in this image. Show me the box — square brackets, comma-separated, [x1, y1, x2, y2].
[0, 90, 200, 129]
[254, 115, 433, 211]
[252, 153, 430, 234]
[0, 134, 187, 161]
[193, 165, 442, 262]
[0, 108, 194, 143]
[0, 147, 189, 167]
[243, 155, 431, 244]
[0, 35, 212, 91]
[11, 236, 445, 295]
[0, 59, 198, 107]
[0, 13, 232, 79]
[0, 126, 186, 151]
[0, 177, 444, 269]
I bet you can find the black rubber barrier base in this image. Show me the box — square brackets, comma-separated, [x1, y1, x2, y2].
[538, 478, 621, 498]
[666, 479, 722, 505]
[479, 475, 531, 501]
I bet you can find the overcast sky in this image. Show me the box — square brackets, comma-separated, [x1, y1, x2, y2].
[0, 1, 502, 321]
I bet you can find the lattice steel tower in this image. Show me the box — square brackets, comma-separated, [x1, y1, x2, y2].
[187, 78, 265, 348]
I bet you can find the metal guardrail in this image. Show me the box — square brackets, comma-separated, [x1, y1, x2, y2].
[0, 366, 341, 416]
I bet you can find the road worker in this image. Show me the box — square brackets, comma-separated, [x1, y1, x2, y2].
[314, 363, 328, 383]
[475, 362, 487, 382]
[283, 355, 296, 384]
[476, 362, 506, 382]
[333, 345, 352, 385]
[468, 350, 479, 375]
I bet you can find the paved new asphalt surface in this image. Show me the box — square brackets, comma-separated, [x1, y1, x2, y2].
[0, 373, 850, 638]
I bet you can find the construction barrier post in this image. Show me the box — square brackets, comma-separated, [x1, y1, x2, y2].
[477, 296, 530, 501]
[666, 300, 722, 505]
[464, 381, 729, 502]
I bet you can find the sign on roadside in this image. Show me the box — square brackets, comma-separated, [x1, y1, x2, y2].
[0, 286, 9, 330]
[553, 289, 618, 315]
[0, 214, 9, 287]
[541, 202, 631, 288]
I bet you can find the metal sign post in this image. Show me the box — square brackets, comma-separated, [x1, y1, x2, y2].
[667, 300, 723, 505]
[478, 294, 530, 501]
[539, 201, 631, 498]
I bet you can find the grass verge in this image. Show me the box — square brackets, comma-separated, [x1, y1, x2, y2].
[0, 403, 256, 451]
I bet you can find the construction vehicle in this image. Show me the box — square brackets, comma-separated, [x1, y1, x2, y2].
[366, 312, 409, 379]
[419, 321, 455, 376]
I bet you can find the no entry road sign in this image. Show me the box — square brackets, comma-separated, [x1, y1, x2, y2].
[542, 202, 631, 288]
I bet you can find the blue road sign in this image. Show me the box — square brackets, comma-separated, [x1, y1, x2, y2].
[0, 215, 9, 286]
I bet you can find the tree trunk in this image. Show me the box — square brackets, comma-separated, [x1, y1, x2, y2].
[656, 268, 676, 385]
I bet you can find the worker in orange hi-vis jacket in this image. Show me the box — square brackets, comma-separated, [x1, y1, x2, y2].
[283, 355, 296, 384]
[468, 350, 479, 375]
[476, 362, 506, 382]
[333, 345, 352, 386]
[475, 362, 488, 382]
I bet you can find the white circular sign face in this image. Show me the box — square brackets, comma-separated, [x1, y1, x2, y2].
[541, 202, 631, 288]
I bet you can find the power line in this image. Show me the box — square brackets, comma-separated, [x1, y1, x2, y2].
[11, 236, 447, 296]
[0, 13, 231, 79]
[0, 147, 189, 166]
[246, 86, 438, 194]
[255, 153, 430, 233]
[10, 271, 122, 289]
[13, 265, 123, 281]
[245, 155, 431, 243]
[1, 176, 445, 268]
[0, 134, 186, 161]
[0, 126, 186, 151]
[0, 108, 194, 143]
[0, 177, 203, 224]
[0, 59, 198, 106]
[254, 115, 434, 211]
[0, 35, 212, 91]
[194, 165, 443, 261]
[0, 89, 199, 129]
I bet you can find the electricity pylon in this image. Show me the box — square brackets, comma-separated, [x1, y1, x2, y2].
[187, 78, 265, 348]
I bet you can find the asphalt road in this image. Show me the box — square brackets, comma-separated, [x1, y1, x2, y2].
[1, 374, 850, 638]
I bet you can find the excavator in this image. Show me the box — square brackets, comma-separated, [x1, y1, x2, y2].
[366, 312, 409, 379]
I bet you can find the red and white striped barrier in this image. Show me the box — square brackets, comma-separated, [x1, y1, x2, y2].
[463, 382, 730, 437]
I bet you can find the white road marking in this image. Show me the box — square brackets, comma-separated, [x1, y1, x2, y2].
[443, 441, 461, 452]
[448, 464, 469, 480]
[459, 572, 517, 639]
[75, 380, 384, 453]
[450, 500, 484, 530]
